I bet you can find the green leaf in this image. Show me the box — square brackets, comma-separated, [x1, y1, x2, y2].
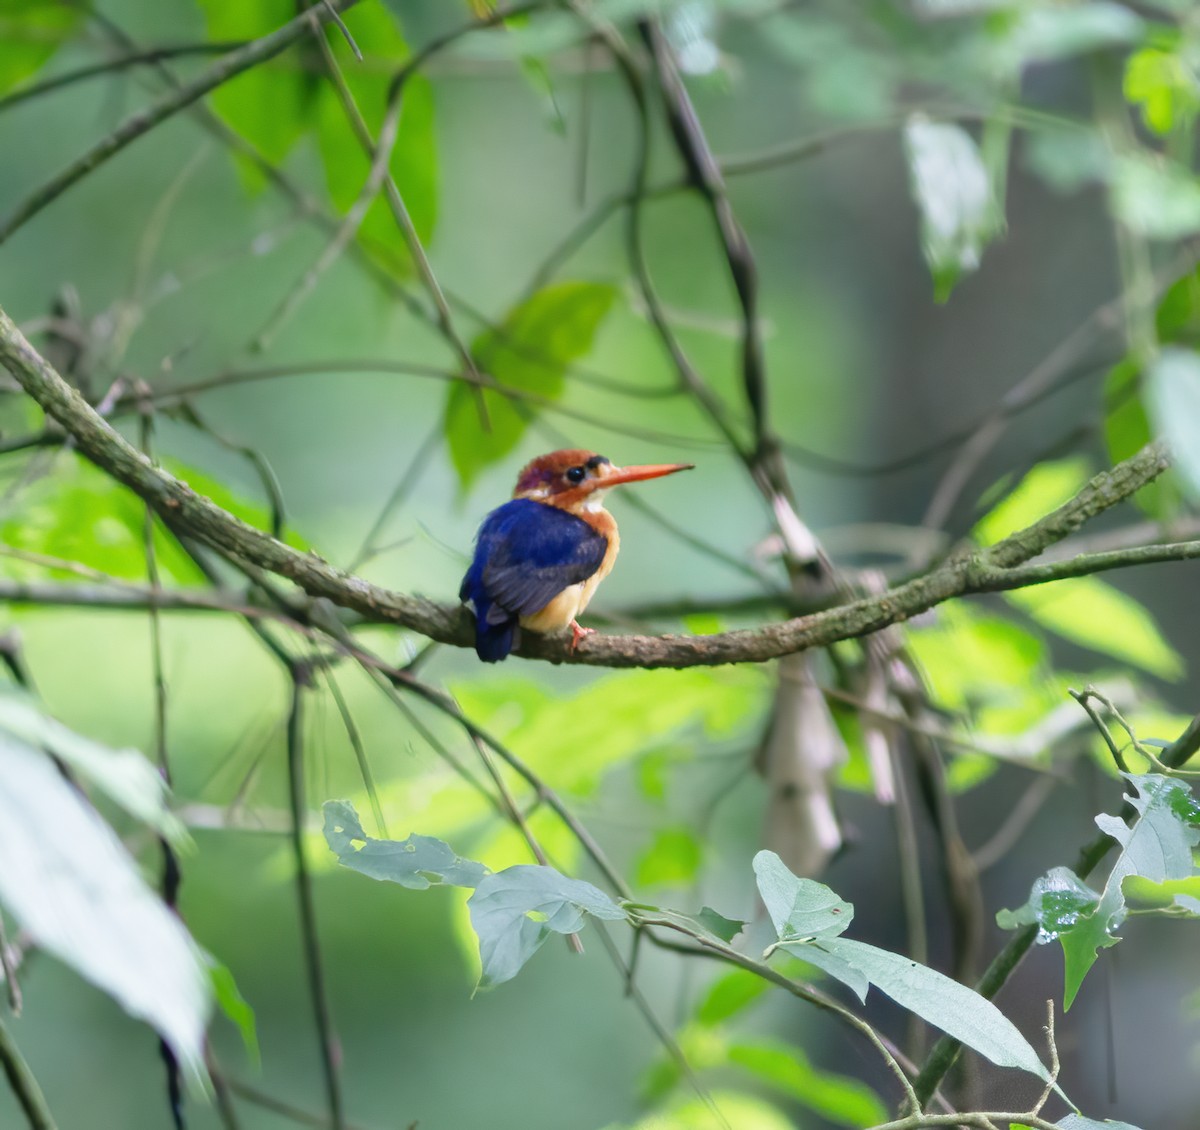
[322, 800, 487, 889]
[445, 281, 616, 489]
[467, 864, 626, 988]
[209, 961, 259, 1066]
[903, 115, 1002, 301]
[998, 774, 1200, 1008]
[1058, 1116, 1145, 1130]
[619, 1089, 796, 1130]
[1024, 125, 1111, 193]
[1103, 359, 1181, 520]
[636, 826, 703, 888]
[1113, 154, 1200, 239]
[991, 4, 1143, 70]
[1125, 46, 1200, 136]
[0, 731, 210, 1081]
[1146, 346, 1200, 500]
[1004, 576, 1183, 680]
[313, 5, 438, 276]
[695, 907, 745, 944]
[0, 693, 187, 848]
[0, 453, 206, 584]
[694, 969, 770, 1026]
[975, 457, 1090, 545]
[0, 2, 82, 96]
[753, 850, 854, 942]
[197, 0, 317, 168]
[727, 1040, 889, 1128]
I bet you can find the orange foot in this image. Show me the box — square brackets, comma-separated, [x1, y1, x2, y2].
[570, 621, 596, 652]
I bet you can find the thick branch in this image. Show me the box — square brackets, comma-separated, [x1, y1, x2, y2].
[0, 303, 1178, 668]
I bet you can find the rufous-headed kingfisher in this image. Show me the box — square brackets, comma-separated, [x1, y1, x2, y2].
[460, 450, 694, 662]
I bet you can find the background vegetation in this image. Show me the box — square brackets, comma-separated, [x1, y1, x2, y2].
[1, 1, 1200, 1129]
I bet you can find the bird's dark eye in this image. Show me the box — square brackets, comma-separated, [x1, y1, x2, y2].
[565, 466, 587, 485]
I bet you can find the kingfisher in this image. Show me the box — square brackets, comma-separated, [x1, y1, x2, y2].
[460, 449, 694, 661]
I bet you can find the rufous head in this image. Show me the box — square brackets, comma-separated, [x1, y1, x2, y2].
[513, 449, 693, 511]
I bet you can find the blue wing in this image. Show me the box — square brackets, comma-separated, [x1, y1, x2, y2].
[460, 499, 608, 662]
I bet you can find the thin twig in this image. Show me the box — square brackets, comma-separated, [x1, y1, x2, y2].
[0, 1016, 56, 1130]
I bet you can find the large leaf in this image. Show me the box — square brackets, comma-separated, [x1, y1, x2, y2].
[0, 2, 82, 96]
[998, 774, 1200, 1008]
[444, 281, 616, 489]
[755, 854, 1053, 1084]
[903, 115, 1002, 301]
[0, 693, 186, 847]
[313, 4, 438, 275]
[322, 800, 487, 889]
[0, 732, 210, 1080]
[197, 0, 318, 167]
[1146, 346, 1200, 500]
[1058, 1117, 1145, 1130]
[752, 850, 853, 942]
[467, 864, 626, 988]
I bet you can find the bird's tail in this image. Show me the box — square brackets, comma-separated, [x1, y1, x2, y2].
[474, 612, 519, 662]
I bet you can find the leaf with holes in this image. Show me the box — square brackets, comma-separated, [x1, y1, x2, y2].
[999, 774, 1200, 1008]
[322, 800, 487, 889]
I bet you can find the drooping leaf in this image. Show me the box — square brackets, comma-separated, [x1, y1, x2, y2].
[903, 115, 1002, 301]
[1146, 346, 1200, 500]
[727, 1040, 889, 1128]
[209, 961, 259, 1066]
[467, 864, 626, 988]
[313, 4, 438, 276]
[636, 826, 703, 888]
[0, 692, 186, 846]
[0, 2, 82, 96]
[444, 281, 616, 489]
[0, 732, 210, 1080]
[322, 800, 488, 889]
[196, 0, 318, 169]
[753, 850, 853, 942]
[998, 774, 1200, 1008]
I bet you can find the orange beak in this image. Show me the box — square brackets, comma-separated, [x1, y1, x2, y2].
[591, 462, 694, 489]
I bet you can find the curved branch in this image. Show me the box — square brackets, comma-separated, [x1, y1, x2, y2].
[0, 302, 1179, 668]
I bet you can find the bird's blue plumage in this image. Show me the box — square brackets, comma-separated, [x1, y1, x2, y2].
[460, 499, 608, 662]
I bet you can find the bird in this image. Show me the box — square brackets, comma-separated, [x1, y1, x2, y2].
[459, 449, 694, 661]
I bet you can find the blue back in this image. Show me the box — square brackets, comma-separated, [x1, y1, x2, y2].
[460, 499, 608, 661]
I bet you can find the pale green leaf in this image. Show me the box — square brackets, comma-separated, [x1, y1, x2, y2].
[322, 800, 487, 889]
[445, 281, 616, 488]
[0, 693, 187, 848]
[903, 115, 1002, 301]
[1058, 1116, 1144, 1130]
[468, 864, 626, 988]
[753, 850, 853, 942]
[1113, 155, 1200, 239]
[992, 4, 1143, 71]
[0, 733, 210, 1080]
[1146, 346, 1200, 501]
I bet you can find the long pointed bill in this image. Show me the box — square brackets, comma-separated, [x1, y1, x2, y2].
[595, 462, 694, 489]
